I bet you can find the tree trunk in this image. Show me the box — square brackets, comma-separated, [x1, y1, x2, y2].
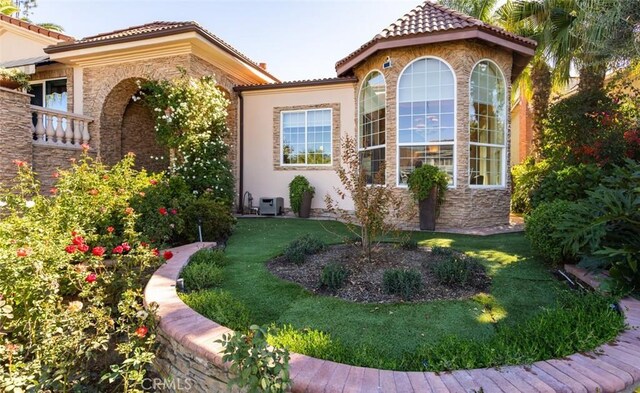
[530, 60, 551, 159]
[578, 63, 606, 93]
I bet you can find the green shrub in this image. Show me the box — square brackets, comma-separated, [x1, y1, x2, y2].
[218, 325, 291, 393]
[320, 263, 349, 291]
[283, 234, 326, 265]
[406, 164, 449, 204]
[412, 291, 624, 371]
[525, 200, 578, 266]
[531, 164, 603, 208]
[399, 238, 418, 250]
[382, 269, 422, 300]
[131, 175, 192, 245]
[181, 254, 225, 292]
[288, 175, 314, 215]
[557, 160, 640, 294]
[181, 198, 236, 243]
[432, 256, 480, 287]
[510, 158, 552, 214]
[179, 290, 250, 331]
[188, 248, 229, 267]
[431, 246, 454, 256]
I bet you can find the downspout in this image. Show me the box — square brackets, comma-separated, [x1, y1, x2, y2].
[237, 91, 244, 213]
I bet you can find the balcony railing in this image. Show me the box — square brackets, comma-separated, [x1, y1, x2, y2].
[31, 105, 93, 148]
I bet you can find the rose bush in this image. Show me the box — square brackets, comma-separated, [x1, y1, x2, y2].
[0, 154, 174, 392]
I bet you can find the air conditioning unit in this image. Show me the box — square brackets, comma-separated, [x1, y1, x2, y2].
[259, 197, 284, 216]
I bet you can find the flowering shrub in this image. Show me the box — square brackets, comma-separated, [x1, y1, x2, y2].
[0, 154, 169, 392]
[136, 72, 234, 203]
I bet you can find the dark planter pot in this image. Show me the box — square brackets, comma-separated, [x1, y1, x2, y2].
[418, 187, 438, 231]
[298, 191, 313, 218]
[0, 78, 21, 90]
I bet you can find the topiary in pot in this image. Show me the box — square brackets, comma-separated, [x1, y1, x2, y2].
[407, 164, 448, 230]
[288, 175, 315, 218]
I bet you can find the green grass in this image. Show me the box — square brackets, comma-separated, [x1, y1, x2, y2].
[184, 218, 623, 371]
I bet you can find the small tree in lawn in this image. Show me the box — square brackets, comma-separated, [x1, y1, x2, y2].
[325, 136, 402, 263]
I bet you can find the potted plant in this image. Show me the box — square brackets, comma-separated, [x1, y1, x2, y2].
[288, 175, 315, 218]
[407, 164, 448, 230]
[0, 68, 30, 90]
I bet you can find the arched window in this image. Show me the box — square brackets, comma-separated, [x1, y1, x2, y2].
[397, 57, 455, 185]
[359, 71, 386, 184]
[469, 60, 506, 186]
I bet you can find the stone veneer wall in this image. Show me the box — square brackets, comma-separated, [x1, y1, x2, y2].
[121, 99, 169, 172]
[31, 145, 89, 191]
[353, 41, 513, 228]
[0, 88, 33, 186]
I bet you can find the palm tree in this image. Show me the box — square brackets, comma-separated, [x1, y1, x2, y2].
[439, 0, 499, 23]
[0, 0, 19, 15]
[0, 0, 64, 32]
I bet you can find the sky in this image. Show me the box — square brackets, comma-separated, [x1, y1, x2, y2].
[31, 0, 420, 81]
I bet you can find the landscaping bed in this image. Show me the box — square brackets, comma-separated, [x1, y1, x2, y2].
[267, 243, 490, 303]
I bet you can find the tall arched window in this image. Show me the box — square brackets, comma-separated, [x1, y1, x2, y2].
[397, 57, 455, 185]
[359, 71, 386, 184]
[469, 60, 506, 186]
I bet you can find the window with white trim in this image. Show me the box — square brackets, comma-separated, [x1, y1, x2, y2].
[29, 78, 68, 112]
[397, 58, 455, 185]
[469, 61, 506, 186]
[281, 109, 332, 165]
[359, 71, 386, 184]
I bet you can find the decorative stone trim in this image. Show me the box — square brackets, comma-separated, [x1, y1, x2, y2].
[146, 243, 640, 392]
[272, 103, 341, 171]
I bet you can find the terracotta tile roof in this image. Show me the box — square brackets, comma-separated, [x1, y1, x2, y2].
[0, 14, 74, 41]
[234, 77, 358, 92]
[45, 21, 280, 82]
[336, 0, 536, 71]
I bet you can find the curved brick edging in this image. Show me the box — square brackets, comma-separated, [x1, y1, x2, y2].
[145, 243, 640, 393]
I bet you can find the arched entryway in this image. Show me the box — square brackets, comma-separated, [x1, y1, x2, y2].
[99, 77, 168, 172]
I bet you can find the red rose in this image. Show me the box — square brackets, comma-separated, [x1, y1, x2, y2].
[149, 179, 158, 186]
[125, 207, 134, 215]
[52, 172, 59, 178]
[92, 246, 105, 257]
[121, 242, 131, 252]
[152, 248, 159, 256]
[16, 247, 30, 257]
[112, 245, 124, 254]
[158, 207, 168, 216]
[88, 189, 99, 196]
[135, 326, 148, 338]
[78, 243, 89, 253]
[49, 188, 58, 195]
[12, 160, 26, 167]
[103, 175, 109, 180]
[170, 208, 177, 215]
[85, 273, 97, 283]
[107, 226, 115, 233]
[163, 251, 173, 260]
[65, 245, 77, 254]
[72, 236, 85, 246]
[140, 242, 149, 248]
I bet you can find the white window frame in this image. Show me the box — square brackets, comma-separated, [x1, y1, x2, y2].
[468, 59, 507, 189]
[396, 56, 457, 188]
[29, 77, 68, 112]
[358, 69, 387, 184]
[280, 108, 333, 167]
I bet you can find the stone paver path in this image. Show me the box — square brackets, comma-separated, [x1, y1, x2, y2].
[146, 243, 640, 393]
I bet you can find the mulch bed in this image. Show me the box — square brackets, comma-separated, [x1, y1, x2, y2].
[266, 243, 491, 303]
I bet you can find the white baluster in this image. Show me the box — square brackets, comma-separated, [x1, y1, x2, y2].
[73, 119, 82, 146]
[81, 121, 90, 145]
[55, 115, 64, 145]
[64, 115, 73, 145]
[45, 115, 55, 143]
[35, 112, 45, 142]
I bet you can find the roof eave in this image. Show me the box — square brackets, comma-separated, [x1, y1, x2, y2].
[234, 77, 358, 92]
[44, 24, 279, 83]
[335, 28, 536, 77]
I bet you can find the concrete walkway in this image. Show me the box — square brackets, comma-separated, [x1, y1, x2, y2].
[146, 243, 640, 393]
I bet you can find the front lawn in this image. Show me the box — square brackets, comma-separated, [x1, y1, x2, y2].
[183, 218, 624, 371]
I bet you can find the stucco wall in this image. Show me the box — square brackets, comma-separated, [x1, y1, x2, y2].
[0, 29, 55, 63]
[242, 84, 357, 212]
[353, 41, 514, 228]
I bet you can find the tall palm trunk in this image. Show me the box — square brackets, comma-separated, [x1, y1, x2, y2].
[578, 63, 606, 93]
[530, 59, 551, 158]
